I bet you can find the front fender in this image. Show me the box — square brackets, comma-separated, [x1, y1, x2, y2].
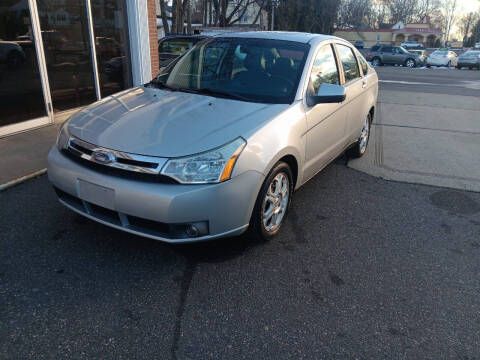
[232, 101, 307, 190]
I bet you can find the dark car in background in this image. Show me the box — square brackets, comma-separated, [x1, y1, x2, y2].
[457, 50, 480, 70]
[366, 45, 423, 68]
[158, 35, 208, 68]
[354, 40, 364, 49]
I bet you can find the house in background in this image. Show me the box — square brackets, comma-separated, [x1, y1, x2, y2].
[335, 16, 443, 48]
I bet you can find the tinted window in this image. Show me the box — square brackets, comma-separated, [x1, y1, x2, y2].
[310, 45, 339, 93]
[382, 46, 392, 52]
[358, 54, 369, 75]
[155, 38, 309, 104]
[371, 45, 380, 52]
[336, 44, 360, 83]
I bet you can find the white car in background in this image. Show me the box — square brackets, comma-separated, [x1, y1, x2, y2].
[426, 50, 458, 68]
[475, 42, 480, 49]
[401, 41, 423, 49]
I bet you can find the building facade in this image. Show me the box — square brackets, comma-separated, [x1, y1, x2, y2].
[0, 0, 159, 137]
[335, 17, 443, 48]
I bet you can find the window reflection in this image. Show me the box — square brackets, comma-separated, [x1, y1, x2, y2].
[37, 0, 96, 112]
[0, 0, 46, 126]
[91, 0, 132, 97]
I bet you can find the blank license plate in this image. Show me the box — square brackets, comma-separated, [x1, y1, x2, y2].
[77, 179, 115, 210]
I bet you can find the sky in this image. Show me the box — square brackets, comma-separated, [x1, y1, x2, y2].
[458, 0, 480, 13]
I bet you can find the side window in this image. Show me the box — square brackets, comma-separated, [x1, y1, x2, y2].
[336, 44, 360, 83]
[309, 44, 339, 94]
[382, 46, 392, 53]
[358, 54, 369, 75]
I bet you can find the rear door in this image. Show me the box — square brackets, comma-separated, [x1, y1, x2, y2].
[334, 43, 368, 144]
[303, 43, 346, 180]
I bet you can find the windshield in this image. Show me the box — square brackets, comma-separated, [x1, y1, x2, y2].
[432, 51, 448, 56]
[153, 38, 310, 104]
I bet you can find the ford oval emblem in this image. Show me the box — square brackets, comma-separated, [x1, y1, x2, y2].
[92, 151, 115, 164]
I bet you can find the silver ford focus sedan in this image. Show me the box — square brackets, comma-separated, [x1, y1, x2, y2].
[48, 32, 378, 243]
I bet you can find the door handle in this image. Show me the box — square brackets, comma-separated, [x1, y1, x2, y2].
[362, 81, 367, 89]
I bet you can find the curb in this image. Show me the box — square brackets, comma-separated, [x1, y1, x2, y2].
[0, 169, 47, 192]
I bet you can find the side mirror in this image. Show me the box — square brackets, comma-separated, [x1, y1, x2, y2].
[307, 83, 346, 106]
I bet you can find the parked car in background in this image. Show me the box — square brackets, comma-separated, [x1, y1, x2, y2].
[456, 50, 480, 70]
[354, 40, 364, 49]
[158, 34, 208, 68]
[475, 42, 480, 49]
[48, 32, 378, 243]
[408, 49, 428, 64]
[401, 41, 424, 49]
[0, 39, 26, 68]
[367, 45, 422, 67]
[426, 50, 458, 68]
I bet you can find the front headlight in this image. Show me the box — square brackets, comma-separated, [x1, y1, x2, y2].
[161, 138, 246, 184]
[56, 121, 70, 150]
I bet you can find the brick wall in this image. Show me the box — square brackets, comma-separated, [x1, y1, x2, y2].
[147, 0, 159, 77]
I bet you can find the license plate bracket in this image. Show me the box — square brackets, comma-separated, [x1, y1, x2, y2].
[77, 179, 115, 210]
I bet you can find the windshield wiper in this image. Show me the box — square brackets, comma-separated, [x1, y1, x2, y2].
[187, 88, 251, 102]
[149, 78, 178, 91]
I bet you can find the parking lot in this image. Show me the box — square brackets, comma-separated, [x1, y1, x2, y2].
[2, 68, 480, 359]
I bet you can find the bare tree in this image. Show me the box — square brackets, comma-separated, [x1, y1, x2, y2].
[159, 0, 170, 34]
[442, 0, 457, 42]
[387, 0, 419, 24]
[458, 12, 479, 46]
[338, 0, 372, 28]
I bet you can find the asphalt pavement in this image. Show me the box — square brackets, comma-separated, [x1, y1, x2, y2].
[2, 67, 480, 359]
[2, 160, 480, 358]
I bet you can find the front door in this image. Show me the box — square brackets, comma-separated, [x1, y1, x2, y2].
[0, 0, 50, 136]
[303, 44, 346, 181]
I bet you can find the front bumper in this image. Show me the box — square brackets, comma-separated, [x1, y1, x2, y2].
[457, 60, 480, 68]
[47, 146, 264, 243]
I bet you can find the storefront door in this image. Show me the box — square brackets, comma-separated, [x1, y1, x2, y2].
[0, 0, 51, 136]
[0, 0, 133, 137]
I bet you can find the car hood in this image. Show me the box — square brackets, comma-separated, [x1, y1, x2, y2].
[67, 86, 289, 157]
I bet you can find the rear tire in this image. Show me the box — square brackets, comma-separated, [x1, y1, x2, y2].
[249, 162, 293, 242]
[347, 113, 372, 158]
[405, 58, 416, 68]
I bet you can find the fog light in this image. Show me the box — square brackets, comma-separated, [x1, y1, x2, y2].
[186, 225, 199, 238]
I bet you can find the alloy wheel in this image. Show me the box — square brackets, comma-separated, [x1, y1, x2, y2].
[359, 115, 370, 154]
[406, 59, 415, 68]
[262, 173, 290, 233]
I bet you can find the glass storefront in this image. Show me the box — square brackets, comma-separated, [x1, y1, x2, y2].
[37, 0, 97, 112]
[0, 0, 133, 135]
[0, 0, 47, 127]
[91, 0, 132, 97]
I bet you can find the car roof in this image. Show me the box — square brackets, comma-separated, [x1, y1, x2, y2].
[213, 31, 334, 44]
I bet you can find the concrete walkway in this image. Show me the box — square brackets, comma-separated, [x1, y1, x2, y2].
[349, 90, 480, 192]
[0, 124, 59, 187]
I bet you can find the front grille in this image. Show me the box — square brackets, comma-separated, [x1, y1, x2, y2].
[62, 150, 178, 184]
[63, 136, 175, 182]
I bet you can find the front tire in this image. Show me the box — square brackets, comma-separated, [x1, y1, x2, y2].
[249, 162, 293, 241]
[372, 57, 382, 67]
[348, 113, 372, 158]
